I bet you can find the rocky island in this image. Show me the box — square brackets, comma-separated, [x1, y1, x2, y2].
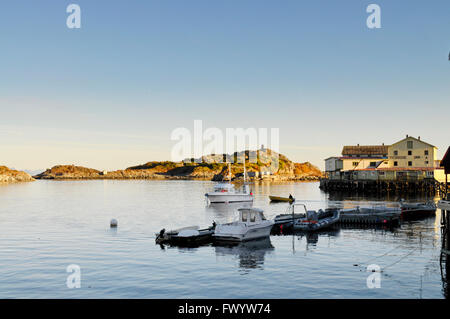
[0, 166, 35, 183]
[34, 149, 323, 182]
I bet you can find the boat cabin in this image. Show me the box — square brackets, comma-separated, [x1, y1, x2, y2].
[213, 183, 235, 193]
[238, 208, 267, 223]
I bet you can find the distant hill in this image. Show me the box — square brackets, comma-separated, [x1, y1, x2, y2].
[34, 149, 323, 181]
[0, 166, 35, 183]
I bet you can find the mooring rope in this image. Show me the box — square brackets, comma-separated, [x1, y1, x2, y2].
[353, 243, 405, 267]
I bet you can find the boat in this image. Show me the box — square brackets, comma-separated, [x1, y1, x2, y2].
[269, 195, 295, 203]
[155, 223, 216, 246]
[205, 163, 253, 204]
[292, 205, 340, 231]
[274, 203, 339, 231]
[399, 200, 436, 220]
[338, 206, 401, 225]
[213, 208, 274, 242]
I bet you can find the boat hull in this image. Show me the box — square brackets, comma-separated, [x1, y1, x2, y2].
[213, 223, 273, 242]
[269, 196, 293, 203]
[206, 193, 253, 203]
[293, 213, 340, 231]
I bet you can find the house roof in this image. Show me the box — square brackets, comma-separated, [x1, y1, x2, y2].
[391, 136, 436, 148]
[338, 156, 387, 160]
[342, 145, 389, 156]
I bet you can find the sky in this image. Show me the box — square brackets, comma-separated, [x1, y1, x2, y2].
[0, 0, 449, 171]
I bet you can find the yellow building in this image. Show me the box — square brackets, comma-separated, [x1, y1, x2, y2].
[324, 135, 446, 182]
[387, 135, 437, 168]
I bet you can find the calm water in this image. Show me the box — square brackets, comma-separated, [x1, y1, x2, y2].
[0, 180, 446, 299]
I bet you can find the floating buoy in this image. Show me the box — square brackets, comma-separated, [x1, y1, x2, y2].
[110, 219, 118, 228]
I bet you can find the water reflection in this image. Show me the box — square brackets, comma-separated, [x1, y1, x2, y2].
[214, 238, 274, 272]
[440, 208, 450, 298]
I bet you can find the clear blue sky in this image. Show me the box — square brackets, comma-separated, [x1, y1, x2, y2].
[1, 0, 449, 170]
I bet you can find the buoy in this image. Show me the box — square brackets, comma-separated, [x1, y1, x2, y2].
[110, 219, 118, 228]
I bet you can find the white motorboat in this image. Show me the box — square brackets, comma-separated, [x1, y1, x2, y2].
[205, 162, 253, 204]
[213, 208, 274, 242]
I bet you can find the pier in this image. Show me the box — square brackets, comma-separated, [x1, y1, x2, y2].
[319, 178, 445, 196]
[438, 147, 450, 297]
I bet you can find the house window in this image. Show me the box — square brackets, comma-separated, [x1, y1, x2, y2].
[425, 161, 429, 165]
[408, 151, 412, 155]
[394, 161, 398, 166]
[352, 162, 358, 167]
[424, 150, 429, 155]
[370, 162, 376, 167]
[407, 141, 413, 149]
[394, 150, 398, 156]
[408, 161, 412, 166]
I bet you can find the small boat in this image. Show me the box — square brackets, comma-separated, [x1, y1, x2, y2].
[205, 163, 253, 204]
[213, 208, 274, 242]
[399, 200, 436, 220]
[274, 203, 339, 231]
[292, 206, 340, 231]
[269, 195, 294, 203]
[155, 223, 216, 246]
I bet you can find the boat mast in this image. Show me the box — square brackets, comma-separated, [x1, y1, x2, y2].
[243, 155, 246, 183]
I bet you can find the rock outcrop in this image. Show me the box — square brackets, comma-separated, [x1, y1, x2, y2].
[0, 166, 35, 183]
[33, 149, 323, 181]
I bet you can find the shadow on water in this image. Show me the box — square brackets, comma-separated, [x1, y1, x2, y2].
[213, 238, 274, 272]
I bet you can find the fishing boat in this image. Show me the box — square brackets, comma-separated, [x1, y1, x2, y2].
[155, 223, 216, 246]
[213, 208, 274, 242]
[269, 195, 295, 203]
[205, 163, 253, 204]
[399, 200, 436, 220]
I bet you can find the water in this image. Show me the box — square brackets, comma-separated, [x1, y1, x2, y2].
[0, 180, 445, 298]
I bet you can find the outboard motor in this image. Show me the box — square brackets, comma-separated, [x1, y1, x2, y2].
[155, 228, 166, 243]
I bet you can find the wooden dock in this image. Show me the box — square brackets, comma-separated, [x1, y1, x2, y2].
[320, 178, 446, 196]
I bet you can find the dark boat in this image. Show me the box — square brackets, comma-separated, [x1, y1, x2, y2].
[156, 223, 216, 246]
[292, 209, 340, 231]
[273, 203, 340, 231]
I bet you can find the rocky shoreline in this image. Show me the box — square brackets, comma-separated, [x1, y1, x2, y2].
[0, 166, 35, 183]
[33, 149, 323, 182]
